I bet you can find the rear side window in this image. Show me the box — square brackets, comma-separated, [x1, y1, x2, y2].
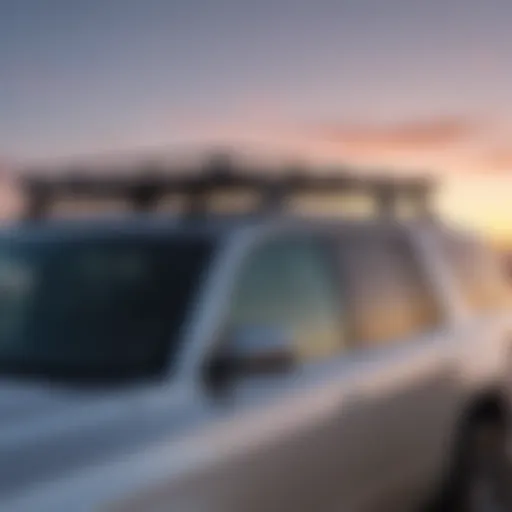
[440, 236, 511, 313]
[342, 232, 441, 346]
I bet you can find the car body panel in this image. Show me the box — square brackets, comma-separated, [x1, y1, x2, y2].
[0, 216, 510, 511]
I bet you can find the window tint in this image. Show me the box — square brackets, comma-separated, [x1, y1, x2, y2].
[343, 232, 440, 346]
[228, 237, 344, 362]
[0, 237, 213, 382]
[441, 236, 511, 312]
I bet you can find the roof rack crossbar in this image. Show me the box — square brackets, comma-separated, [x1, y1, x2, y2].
[19, 163, 436, 220]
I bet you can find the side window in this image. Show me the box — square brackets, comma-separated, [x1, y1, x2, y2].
[440, 236, 511, 312]
[343, 232, 441, 346]
[227, 237, 345, 363]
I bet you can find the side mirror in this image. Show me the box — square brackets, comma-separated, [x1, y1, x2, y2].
[229, 325, 296, 374]
[206, 325, 296, 389]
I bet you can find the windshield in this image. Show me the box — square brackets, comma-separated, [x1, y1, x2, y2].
[0, 235, 213, 383]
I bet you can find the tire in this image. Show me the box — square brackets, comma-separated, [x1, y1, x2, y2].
[430, 415, 510, 512]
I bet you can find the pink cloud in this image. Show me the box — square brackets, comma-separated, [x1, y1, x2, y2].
[301, 117, 481, 153]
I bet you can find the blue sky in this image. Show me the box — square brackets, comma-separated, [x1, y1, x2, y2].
[2, 0, 512, 235]
[1, 0, 511, 159]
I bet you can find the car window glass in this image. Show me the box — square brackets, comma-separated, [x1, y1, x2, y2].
[0, 238, 213, 382]
[441, 237, 511, 312]
[343, 232, 441, 346]
[228, 237, 345, 363]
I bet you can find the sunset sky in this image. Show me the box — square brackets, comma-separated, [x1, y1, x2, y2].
[2, 0, 512, 239]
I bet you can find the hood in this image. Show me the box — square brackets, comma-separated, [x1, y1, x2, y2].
[0, 378, 199, 501]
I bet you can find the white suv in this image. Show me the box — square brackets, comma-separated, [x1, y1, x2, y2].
[0, 167, 511, 511]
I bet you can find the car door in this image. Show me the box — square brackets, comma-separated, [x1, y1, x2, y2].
[337, 226, 461, 508]
[195, 232, 413, 512]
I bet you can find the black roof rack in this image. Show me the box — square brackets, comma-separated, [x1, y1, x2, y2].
[18, 157, 436, 221]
